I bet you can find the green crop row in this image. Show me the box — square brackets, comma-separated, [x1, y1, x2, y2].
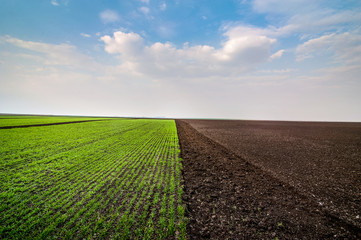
[0, 118, 187, 239]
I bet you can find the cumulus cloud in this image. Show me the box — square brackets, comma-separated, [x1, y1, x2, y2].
[296, 32, 361, 63]
[101, 32, 144, 56]
[99, 10, 120, 24]
[100, 26, 277, 79]
[219, 26, 276, 63]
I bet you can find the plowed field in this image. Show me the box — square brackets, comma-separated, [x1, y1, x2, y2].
[176, 119, 361, 239]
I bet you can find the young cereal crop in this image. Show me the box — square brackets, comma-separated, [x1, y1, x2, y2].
[0, 117, 187, 239]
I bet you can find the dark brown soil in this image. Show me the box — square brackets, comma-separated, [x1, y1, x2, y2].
[176, 119, 361, 239]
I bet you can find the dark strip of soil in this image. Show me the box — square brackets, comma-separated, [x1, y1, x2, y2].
[176, 120, 360, 239]
[0, 120, 105, 129]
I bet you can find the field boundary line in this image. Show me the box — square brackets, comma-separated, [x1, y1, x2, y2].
[0, 120, 107, 129]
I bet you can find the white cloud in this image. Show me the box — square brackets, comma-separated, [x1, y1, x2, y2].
[222, 9, 360, 41]
[221, 23, 280, 38]
[101, 32, 144, 56]
[217, 26, 276, 64]
[99, 10, 120, 24]
[251, 0, 361, 37]
[100, 26, 277, 79]
[269, 49, 284, 60]
[51, 0, 59, 6]
[296, 32, 361, 63]
[288, 10, 361, 36]
[138, 6, 150, 15]
[2, 36, 99, 70]
[160, 3, 167, 11]
[80, 33, 91, 38]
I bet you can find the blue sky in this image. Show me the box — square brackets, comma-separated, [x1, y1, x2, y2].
[1, 0, 361, 121]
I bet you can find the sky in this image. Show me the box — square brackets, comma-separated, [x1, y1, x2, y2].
[1, 0, 361, 121]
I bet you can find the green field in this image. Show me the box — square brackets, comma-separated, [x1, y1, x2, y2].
[0, 117, 186, 239]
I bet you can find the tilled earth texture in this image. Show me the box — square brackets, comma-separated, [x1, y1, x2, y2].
[176, 119, 361, 239]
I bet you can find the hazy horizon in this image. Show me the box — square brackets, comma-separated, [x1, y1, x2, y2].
[1, 0, 361, 121]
